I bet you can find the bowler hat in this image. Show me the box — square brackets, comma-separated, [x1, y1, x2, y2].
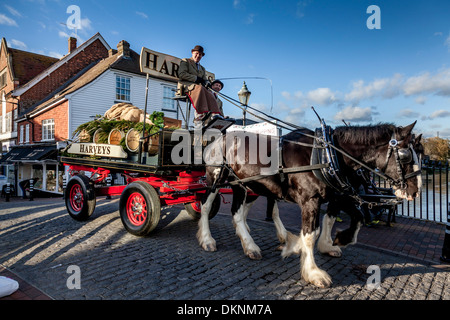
[191, 45, 205, 56]
[211, 79, 224, 89]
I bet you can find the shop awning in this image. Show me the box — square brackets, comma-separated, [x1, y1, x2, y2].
[1, 145, 57, 163]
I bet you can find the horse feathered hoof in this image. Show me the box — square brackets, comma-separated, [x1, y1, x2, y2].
[199, 238, 217, 252]
[312, 278, 332, 289]
[247, 250, 262, 260]
[305, 269, 332, 288]
[202, 243, 217, 252]
[326, 249, 342, 258]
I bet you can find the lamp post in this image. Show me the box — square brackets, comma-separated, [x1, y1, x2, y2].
[237, 81, 251, 126]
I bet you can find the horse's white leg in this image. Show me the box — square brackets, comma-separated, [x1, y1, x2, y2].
[317, 214, 342, 257]
[300, 228, 332, 288]
[233, 194, 261, 260]
[272, 201, 288, 244]
[273, 201, 303, 256]
[197, 189, 219, 251]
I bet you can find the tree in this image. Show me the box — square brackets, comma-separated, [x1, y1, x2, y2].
[422, 137, 450, 161]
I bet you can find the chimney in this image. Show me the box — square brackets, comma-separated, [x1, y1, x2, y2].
[117, 40, 130, 58]
[68, 37, 77, 53]
[108, 48, 118, 57]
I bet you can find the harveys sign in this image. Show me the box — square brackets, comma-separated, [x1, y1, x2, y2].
[67, 143, 128, 159]
[139, 47, 215, 82]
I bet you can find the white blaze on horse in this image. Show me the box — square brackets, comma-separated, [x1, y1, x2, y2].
[197, 121, 422, 288]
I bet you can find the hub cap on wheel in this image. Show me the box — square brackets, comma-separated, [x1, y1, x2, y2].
[126, 192, 148, 226]
[70, 184, 84, 212]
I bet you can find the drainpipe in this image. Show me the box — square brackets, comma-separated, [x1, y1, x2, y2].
[24, 114, 34, 143]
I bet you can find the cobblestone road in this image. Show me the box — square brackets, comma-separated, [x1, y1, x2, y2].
[1, 198, 449, 300]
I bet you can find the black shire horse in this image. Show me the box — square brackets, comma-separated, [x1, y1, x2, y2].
[197, 122, 421, 288]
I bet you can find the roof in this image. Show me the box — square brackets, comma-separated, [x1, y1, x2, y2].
[0, 38, 59, 86]
[0, 144, 57, 163]
[19, 45, 179, 120]
[12, 33, 111, 97]
[20, 47, 150, 119]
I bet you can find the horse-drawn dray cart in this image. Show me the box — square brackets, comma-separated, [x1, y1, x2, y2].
[60, 126, 228, 236]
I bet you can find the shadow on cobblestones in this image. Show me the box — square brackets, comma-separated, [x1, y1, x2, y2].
[1, 198, 449, 300]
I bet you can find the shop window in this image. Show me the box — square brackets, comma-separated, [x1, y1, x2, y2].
[46, 164, 56, 192]
[32, 165, 43, 189]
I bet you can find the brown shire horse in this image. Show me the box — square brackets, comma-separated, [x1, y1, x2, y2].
[197, 122, 421, 287]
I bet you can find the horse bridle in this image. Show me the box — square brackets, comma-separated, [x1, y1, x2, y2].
[379, 134, 422, 190]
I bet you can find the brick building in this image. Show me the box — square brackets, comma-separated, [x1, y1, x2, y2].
[1, 33, 111, 196]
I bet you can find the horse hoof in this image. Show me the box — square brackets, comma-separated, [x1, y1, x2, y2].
[312, 279, 332, 288]
[202, 243, 217, 252]
[247, 251, 262, 260]
[327, 248, 342, 258]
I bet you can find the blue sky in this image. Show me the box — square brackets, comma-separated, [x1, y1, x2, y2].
[1, 0, 450, 138]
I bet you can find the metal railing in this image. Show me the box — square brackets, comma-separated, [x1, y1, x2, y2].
[397, 160, 449, 224]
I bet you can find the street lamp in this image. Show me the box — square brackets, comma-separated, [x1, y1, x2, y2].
[237, 82, 251, 126]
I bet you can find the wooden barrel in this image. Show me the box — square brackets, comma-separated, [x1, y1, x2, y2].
[92, 129, 104, 144]
[148, 134, 160, 156]
[108, 129, 124, 145]
[125, 128, 140, 153]
[79, 129, 91, 142]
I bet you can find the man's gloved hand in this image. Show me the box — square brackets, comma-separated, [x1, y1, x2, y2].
[195, 77, 205, 85]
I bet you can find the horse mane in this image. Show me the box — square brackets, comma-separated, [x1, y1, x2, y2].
[333, 123, 396, 145]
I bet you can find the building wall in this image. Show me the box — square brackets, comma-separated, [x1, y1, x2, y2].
[0, 44, 19, 151]
[17, 100, 68, 144]
[68, 69, 180, 134]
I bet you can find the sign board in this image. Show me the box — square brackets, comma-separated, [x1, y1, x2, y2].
[67, 143, 128, 159]
[139, 47, 215, 82]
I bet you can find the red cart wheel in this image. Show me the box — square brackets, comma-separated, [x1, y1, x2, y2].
[65, 175, 96, 221]
[120, 181, 161, 236]
[184, 195, 220, 220]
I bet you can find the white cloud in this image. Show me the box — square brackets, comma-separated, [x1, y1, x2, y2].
[0, 13, 18, 27]
[345, 73, 403, 102]
[4, 5, 22, 17]
[49, 51, 63, 59]
[296, 0, 311, 19]
[445, 34, 450, 51]
[80, 17, 92, 30]
[10, 39, 27, 50]
[415, 96, 427, 105]
[398, 109, 420, 119]
[334, 106, 373, 122]
[245, 13, 255, 24]
[403, 69, 450, 96]
[343, 69, 450, 103]
[58, 30, 70, 38]
[136, 11, 148, 19]
[306, 87, 337, 106]
[425, 109, 450, 120]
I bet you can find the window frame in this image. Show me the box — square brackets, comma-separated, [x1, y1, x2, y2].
[115, 74, 131, 102]
[162, 85, 177, 112]
[41, 119, 55, 141]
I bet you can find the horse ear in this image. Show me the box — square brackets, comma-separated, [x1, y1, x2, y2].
[398, 121, 417, 139]
[415, 133, 422, 143]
